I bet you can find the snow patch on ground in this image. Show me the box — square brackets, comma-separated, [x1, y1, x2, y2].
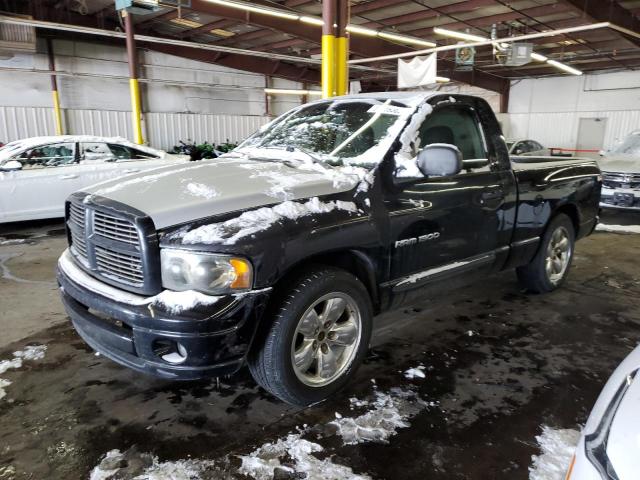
[239, 433, 370, 480]
[0, 238, 26, 245]
[330, 388, 426, 445]
[596, 223, 640, 234]
[529, 426, 580, 480]
[404, 365, 426, 379]
[89, 448, 216, 480]
[179, 197, 358, 245]
[184, 182, 218, 199]
[0, 345, 47, 400]
[146, 290, 221, 314]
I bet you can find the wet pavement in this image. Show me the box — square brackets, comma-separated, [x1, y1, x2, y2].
[0, 212, 639, 479]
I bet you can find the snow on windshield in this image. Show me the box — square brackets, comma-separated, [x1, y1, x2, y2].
[610, 132, 640, 157]
[236, 97, 422, 168]
[394, 102, 434, 177]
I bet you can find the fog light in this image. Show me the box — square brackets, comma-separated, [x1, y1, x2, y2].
[152, 339, 188, 364]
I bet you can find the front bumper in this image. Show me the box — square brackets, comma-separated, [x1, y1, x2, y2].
[57, 249, 270, 380]
[600, 186, 640, 210]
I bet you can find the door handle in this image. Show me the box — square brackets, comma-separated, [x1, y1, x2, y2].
[59, 174, 78, 179]
[122, 169, 140, 173]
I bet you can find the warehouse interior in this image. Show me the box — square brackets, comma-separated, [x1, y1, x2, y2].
[0, 1, 640, 479]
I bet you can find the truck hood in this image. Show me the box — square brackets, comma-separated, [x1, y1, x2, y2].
[599, 155, 640, 174]
[81, 156, 363, 229]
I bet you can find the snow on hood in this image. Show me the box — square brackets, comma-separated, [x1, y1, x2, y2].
[0, 135, 169, 163]
[82, 156, 365, 229]
[598, 155, 640, 174]
[175, 197, 358, 245]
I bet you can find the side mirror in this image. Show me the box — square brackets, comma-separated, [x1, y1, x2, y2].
[1, 160, 22, 171]
[417, 144, 463, 177]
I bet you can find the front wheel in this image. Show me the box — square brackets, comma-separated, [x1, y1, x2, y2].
[248, 267, 372, 406]
[517, 213, 575, 293]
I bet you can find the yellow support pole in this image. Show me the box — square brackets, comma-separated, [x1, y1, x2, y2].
[51, 90, 63, 136]
[335, 36, 348, 96]
[47, 38, 64, 135]
[124, 11, 144, 144]
[335, 0, 350, 96]
[321, 34, 337, 98]
[129, 78, 144, 145]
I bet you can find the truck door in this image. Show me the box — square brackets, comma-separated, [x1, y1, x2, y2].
[382, 98, 514, 306]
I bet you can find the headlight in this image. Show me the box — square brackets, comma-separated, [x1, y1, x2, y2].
[160, 249, 253, 295]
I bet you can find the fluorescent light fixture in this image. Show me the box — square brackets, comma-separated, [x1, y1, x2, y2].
[530, 52, 548, 62]
[546, 59, 583, 75]
[347, 25, 436, 47]
[434, 27, 486, 43]
[170, 18, 203, 28]
[346, 24, 378, 36]
[378, 31, 435, 47]
[300, 16, 324, 26]
[264, 88, 323, 96]
[210, 28, 235, 37]
[203, 0, 299, 20]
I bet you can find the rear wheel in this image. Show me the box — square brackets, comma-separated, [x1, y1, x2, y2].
[248, 267, 372, 406]
[517, 213, 575, 293]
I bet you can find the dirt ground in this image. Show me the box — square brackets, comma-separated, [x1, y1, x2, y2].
[0, 212, 639, 479]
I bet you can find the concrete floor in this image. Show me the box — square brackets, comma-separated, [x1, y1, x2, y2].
[0, 212, 639, 479]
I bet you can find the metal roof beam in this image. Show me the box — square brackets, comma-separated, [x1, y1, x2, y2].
[561, 0, 640, 48]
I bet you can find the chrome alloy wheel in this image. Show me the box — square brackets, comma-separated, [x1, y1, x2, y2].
[290, 292, 362, 387]
[545, 226, 572, 284]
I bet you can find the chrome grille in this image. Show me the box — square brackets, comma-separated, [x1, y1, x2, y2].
[95, 246, 144, 285]
[69, 203, 85, 227]
[94, 211, 139, 244]
[66, 199, 151, 291]
[70, 230, 88, 260]
[68, 203, 88, 263]
[602, 172, 640, 189]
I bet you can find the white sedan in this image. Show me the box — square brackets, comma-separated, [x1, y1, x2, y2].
[507, 139, 550, 156]
[567, 343, 640, 479]
[0, 136, 190, 223]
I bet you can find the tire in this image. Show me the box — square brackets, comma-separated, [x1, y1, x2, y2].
[516, 213, 575, 293]
[248, 266, 373, 406]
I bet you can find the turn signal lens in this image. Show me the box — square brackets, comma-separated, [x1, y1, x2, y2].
[230, 258, 252, 289]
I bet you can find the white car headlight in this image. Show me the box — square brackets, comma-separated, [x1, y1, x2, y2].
[160, 249, 253, 295]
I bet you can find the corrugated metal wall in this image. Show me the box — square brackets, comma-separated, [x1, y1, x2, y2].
[145, 112, 268, 150]
[0, 106, 269, 150]
[506, 110, 640, 151]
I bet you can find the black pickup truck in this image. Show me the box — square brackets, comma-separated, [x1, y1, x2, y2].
[57, 92, 601, 406]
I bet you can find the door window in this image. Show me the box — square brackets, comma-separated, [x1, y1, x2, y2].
[395, 104, 489, 177]
[15, 143, 76, 169]
[80, 143, 115, 163]
[107, 144, 158, 160]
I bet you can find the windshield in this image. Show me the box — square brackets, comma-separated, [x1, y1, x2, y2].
[610, 133, 640, 157]
[237, 98, 417, 166]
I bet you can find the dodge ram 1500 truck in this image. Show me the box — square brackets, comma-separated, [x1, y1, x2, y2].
[57, 92, 601, 406]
